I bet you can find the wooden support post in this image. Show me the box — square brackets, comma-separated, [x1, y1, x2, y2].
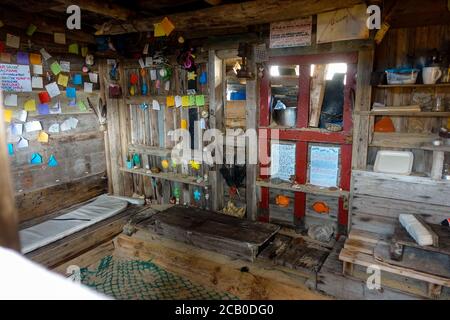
[343, 261, 354, 276]
[0, 101, 20, 251]
[208, 50, 224, 211]
[246, 45, 258, 221]
[431, 150, 445, 180]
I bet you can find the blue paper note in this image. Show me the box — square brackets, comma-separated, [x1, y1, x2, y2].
[72, 74, 83, 85]
[17, 52, 30, 65]
[66, 87, 76, 99]
[199, 71, 207, 85]
[193, 189, 201, 201]
[37, 103, 49, 115]
[7, 143, 14, 156]
[30, 153, 42, 165]
[48, 154, 58, 167]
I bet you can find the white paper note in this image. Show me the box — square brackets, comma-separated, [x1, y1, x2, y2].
[17, 137, 29, 149]
[60, 61, 70, 72]
[84, 82, 93, 93]
[32, 76, 43, 89]
[88, 72, 98, 83]
[45, 82, 61, 98]
[13, 110, 27, 122]
[32, 64, 43, 75]
[138, 58, 145, 69]
[49, 101, 62, 114]
[164, 81, 170, 91]
[48, 123, 60, 133]
[6, 34, 20, 49]
[60, 117, 78, 131]
[152, 100, 160, 110]
[145, 57, 153, 67]
[175, 95, 182, 108]
[4, 94, 18, 107]
[150, 69, 157, 81]
[25, 120, 42, 132]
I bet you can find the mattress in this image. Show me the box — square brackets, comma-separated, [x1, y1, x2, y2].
[20, 195, 129, 254]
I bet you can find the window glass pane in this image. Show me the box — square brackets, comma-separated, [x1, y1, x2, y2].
[269, 65, 299, 127]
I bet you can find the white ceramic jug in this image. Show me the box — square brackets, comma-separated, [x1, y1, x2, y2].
[422, 67, 442, 84]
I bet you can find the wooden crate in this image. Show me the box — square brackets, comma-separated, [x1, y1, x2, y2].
[225, 100, 246, 119]
[339, 230, 450, 299]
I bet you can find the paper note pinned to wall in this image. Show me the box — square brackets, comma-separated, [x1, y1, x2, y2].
[10, 123, 23, 136]
[77, 100, 87, 111]
[29, 53, 41, 65]
[6, 34, 20, 48]
[7, 143, 13, 155]
[60, 117, 78, 131]
[181, 96, 189, 107]
[54, 32, 66, 44]
[50, 61, 62, 75]
[160, 17, 175, 36]
[37, 103, 49, 115]
[3, 109, 12, 122]
[181, 119, 187, 129]
[152, 100, 160, 110]
[17, 52, 29, 65]
[37, 131, 48, 143]
[88, 73, 98, 83]
[38, 91, 50, 103]
[31, 76, 43, 89]
[32, 64, 43, 75]
[84, 82, 93, 93]
[17, 137, 28, 149]
[66, 87, 76, 99]
[60, 61, 70, 72]
[188, 95, 196, 106]
[154, 23, 166, 37]
[13, 109, 27, 122]
[40, 48, 51, 61]
[49, 101, 61, 114]
[24, 120, 42, 132]
[26, 24, 37, 37]
[81, 47, 88, 57]
[166, 96, 175, 107]
[164, 81, 170, 91]
[24, 99, 36, 112]
[68, 43, 79, 55]
[57, 74, 69, 87]
[145, 57, 153, 67]
[48, 123, 60, 133]
[4, 94, 18, 107]
[195, 95, 205, 106]
[30, 153, 42, 164]
[1, 52, 11, 63]
[150, 69, 157, 81]
[175, 95, 182, 108]
[48, 154, 58, 167]
[45, 82, 61, 98]
[72, 73, 82, 85]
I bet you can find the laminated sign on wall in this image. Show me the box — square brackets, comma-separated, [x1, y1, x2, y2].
[0, 63, 32, 92]
[316, 4, 369, 44]
[269, 16, 312, 49]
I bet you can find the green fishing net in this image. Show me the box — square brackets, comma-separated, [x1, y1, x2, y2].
[80, 255, 238, 300]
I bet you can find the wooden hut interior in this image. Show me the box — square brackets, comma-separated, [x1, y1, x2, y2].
[0, 0, 449, 301]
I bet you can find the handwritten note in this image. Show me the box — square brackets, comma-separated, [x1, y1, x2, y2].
[0, 64, 32, 92]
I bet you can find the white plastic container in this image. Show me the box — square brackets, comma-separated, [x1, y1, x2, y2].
[374, 150, 414, 175]
[385, 68, 419, 85]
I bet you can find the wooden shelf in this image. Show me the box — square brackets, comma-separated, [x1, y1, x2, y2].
[375, 83, 450, 89]
[358, 111, 450, 117]
[256, 180, 349, 198]
[353, 169, 450, 185]
[120, 167, 207, 187]
[370, 132, 438, 149]
[128, 144, 172, 157]
[421, 145, 450, 152]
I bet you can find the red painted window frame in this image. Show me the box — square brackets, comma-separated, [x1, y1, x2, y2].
[258, 52, 357, 235]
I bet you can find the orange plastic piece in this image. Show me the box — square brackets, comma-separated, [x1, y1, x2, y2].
[312, 201, 330, 214]
[374, 116, 395, 132]
[275, 195, 290, 207]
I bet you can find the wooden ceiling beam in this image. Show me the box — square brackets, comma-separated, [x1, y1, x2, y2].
[54, 0, 134, 21]
[0, 10, 96, 44]
[101, 0, 364, 35]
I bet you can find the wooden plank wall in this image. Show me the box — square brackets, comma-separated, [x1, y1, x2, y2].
[2, 45, 107, 223]
[371, 25, 450, 172]
[350, 25, 450, 236]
